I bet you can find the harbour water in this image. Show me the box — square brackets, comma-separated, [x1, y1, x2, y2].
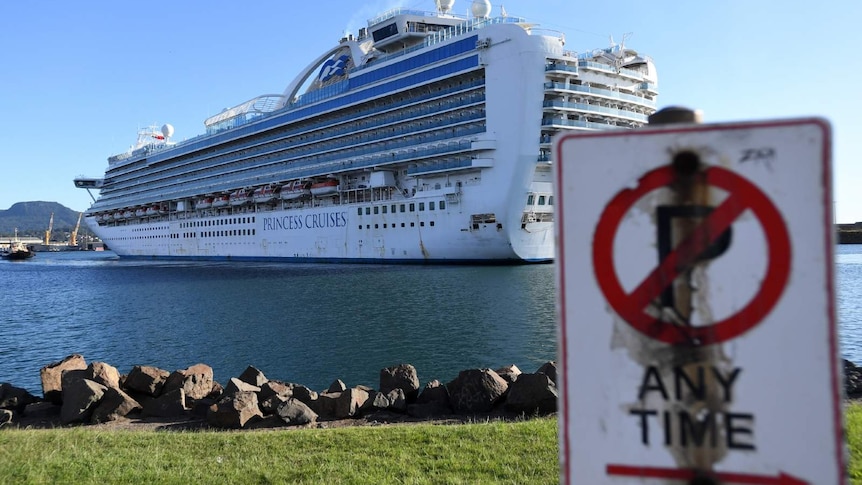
[2, 245, 861, 396]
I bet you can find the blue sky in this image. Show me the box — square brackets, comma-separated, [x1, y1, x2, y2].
[1, 1, 858, 221]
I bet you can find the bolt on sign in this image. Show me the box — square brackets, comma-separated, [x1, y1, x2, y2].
[553, 118, 843, 484]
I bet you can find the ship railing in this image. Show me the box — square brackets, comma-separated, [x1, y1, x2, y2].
[366, 8, 465, 27]
[577, 60, 645, 80]
[542, 100, 648, 122]
[138, 79, 483, 171]
[545, 63, 578, 74]
[543, 82, 656, 107]
[105, 110, 485, 196]
[541, 118, 632, 130]
[105, 134, 483, 208]
[110, 83, 486, 182]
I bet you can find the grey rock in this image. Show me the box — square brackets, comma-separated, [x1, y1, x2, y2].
[447, 368, 508, 414]
[536, 361, 558, 387]
[91, 387, 142, 423]
[327, 379, 347, 393]
[380, 364, 420, 402]
[505, 373, 558, 414]
[60, 378, 107, 424]
[494, 364, 522, 384]
[224, 377, 261, 397]
[162, 364, 214, 400]
[335, 388, 369, 419]
[84, 362, 121, 390]
[40, 354, 87, 404]
[238, 366, 268, 387]
[124, 366, 170, 397]
[0, 383, 40, 412]
[141, 388, 186, 418]
[386, 388, 407, 413]
[277, 398, 318, 426]
[207, 391, 262, 429]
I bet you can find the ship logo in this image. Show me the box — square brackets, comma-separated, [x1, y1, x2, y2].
[318, 55, 350, 82]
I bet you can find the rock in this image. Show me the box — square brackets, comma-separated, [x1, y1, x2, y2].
[335, 388, 369, 419]
[60, 379, 107, 424]
[238, 366, 268, 387]
[141, 388, 186, 418]
[380, 364, 420, 402]
[292, 385, 319, 407]
[24, 401, 60, 419]
[0, 409, 12, 426]
[260, 394, 290, 415]
[208, 381, 224, 400]
[407, 402, 451, 419]
[0, 383, 40, 412]
[505, 373, 558, 414]
[447, 369, 508, 414]
[277, 398, 318, 426]
[84, 362, 121, 390]
[224, 377, 261, 396]
[259, 380, 294, 402]
[845, 360, 862, 397]
[91, 387, 142, 423]
[245, 415, 287, 429]
[536, 362, 557, 387]
[207, 391, 262, 429]
[360, 391, 390, 414]
[163, 364, 214, 400]
[315, 392, 341, 420]
[327, 379, 347, 393]
[416, 380, 451, 407]
[386, 388, 407, 413]
[124, 366, 170, 397]
[494, 364, 522, 384]
[40, 354, 87, 404]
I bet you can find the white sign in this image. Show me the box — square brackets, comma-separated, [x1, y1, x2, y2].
[554, 118, 843, 484]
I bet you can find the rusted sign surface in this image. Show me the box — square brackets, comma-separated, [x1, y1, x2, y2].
[554, 118, 842, 484]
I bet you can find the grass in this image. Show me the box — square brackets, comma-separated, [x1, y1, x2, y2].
[4, 406, 862, 484]
[0, 417, 559, 484]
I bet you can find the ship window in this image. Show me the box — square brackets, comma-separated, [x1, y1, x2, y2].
[366, 224, 370, 229]
[384, 224, 387, 228]
[538, 196, 546, 205]
[440, 201, 446, 210]
[410, 222, 415, 227]
[374, 207, 379, 214]
[419, 203, 425, 211]
[375, 224, 379, 229]
[365, 207, 371, 215]
[429, 201, 435, 210]
[358, 225, 362, 229]
[357, 208, 362, 216]
[409, 203, 415, 212]
[400, 204, 406, 213]
[420, 222, 425, 227]
[401, 223, 405, 227]
[548, 196, 554, 205]
[382, 206, 388, 214]
[527, 195, 535, 205]
[430, 221, 435, 227]
[391, 204, 397, 213]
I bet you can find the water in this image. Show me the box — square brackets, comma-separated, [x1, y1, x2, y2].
[3, 246, 862, 396]
[0, 251, 556, 394]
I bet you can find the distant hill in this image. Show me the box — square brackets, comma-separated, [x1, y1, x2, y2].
[0, 202, 90, 240]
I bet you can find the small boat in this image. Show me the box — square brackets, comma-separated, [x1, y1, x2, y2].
[253, 185, 279, 204]
[134, 208, 146, 217]
[229, 189, 251, 206]
[122, 210, 134, 219]
[310, 179, 339, 197]
[2, 231, 34, 261]
[212, 195, 230, 208]
[197, 197, 213, 210]
[145, 206, 159, 216]
[281, 180, 311, 200]
[112, 211, 123, 221]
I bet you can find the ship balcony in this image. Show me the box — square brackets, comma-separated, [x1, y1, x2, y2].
[638, 82, 659, 95]
[543, 82, 656, 109]
[577, 60, 645, 81]
[541, 117, 631, 131]
[542, 101, 649, 123]
[545, 63, 578, 75]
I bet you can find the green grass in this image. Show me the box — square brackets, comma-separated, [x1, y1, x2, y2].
[4, 407, 862, 484]
[0, 417, 559, 484]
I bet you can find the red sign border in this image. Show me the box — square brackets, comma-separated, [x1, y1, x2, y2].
[591, 164, 791, 346]
[554, 118, 840, 485]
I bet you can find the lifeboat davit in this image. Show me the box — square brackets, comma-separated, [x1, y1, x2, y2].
[253, 185, 279, 203]
[197, 197, 213, 210]
[281, 180, 311, 200]
[310, 179, 339, 197]
[212, 195, 230, 208]
[229, 189, 251, 206]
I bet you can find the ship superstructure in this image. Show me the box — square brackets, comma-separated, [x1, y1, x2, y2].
[75, 0, 658, 263]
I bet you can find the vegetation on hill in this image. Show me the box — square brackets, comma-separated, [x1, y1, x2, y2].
[0, 201, 90, 239]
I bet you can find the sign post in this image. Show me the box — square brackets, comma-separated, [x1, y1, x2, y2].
[554, 116, 843, 484]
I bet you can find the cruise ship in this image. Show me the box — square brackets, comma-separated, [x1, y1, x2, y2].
[74, 0, 658, 263]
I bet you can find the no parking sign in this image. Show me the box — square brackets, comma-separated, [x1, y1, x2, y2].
[554, 118, 843, 484]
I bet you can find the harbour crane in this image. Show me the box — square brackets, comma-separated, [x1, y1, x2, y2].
[44, 212, 54, 246]
[69, 212, 82, 247]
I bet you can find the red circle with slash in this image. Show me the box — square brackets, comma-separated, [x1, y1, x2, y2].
[592, 165, 791, 345]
